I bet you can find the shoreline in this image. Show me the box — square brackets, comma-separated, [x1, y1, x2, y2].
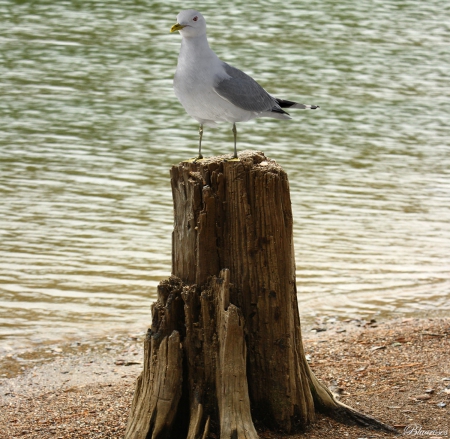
[0, 330, 147, 381]
[1, 317, 449, 438]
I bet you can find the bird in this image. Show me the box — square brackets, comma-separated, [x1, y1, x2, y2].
[170, 9, 319, 160]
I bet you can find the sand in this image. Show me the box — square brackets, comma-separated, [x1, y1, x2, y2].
[1, 317, 448, 439]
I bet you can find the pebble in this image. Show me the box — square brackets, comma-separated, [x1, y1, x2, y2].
[414, 394, 431, 400]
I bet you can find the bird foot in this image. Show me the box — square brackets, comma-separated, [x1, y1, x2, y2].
[224, 157, 240, 162]
[184, 156, 204, 163]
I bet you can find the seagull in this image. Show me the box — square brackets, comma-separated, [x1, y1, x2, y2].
[170, 9, 319, 160]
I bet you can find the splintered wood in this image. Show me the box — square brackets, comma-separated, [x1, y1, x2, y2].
[125, 151, 397, 439]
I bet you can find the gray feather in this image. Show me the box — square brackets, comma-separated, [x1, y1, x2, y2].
[214, 63, 279, 113]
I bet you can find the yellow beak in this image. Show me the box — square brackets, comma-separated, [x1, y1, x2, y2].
[170, 23, 186, 33]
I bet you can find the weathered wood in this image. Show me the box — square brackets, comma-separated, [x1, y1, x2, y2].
[171, 151, 315, 431]
[215, 269, 257, 439]
[125, 330, 183, 439]
[125, 151, 398, 438]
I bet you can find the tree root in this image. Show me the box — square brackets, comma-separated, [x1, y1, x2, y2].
[306, 361, 399, 434]
[330, 400, 400, 434]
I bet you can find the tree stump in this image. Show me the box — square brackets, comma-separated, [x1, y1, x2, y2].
[125, 151, 397, 439]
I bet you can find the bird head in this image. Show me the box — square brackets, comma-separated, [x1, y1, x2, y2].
[170, 10, 207, 38]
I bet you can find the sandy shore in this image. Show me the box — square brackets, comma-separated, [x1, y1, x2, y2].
[1, 317, 449, 438]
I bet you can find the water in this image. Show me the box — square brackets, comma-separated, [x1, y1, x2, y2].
[1, 0, 449, 353]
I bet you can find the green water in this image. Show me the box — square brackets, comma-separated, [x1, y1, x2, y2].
[1, 0, 449, 352]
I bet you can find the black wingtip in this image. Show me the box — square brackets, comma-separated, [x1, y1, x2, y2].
[275, 99, 320, 110]
[271, 107, 290, 116]
[275, 99, 297, 108]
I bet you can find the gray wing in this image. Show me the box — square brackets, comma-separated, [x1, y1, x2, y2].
[214, 63, 278, 112]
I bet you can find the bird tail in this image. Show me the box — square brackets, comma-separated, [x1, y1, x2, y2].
[275, 98, 319, 110]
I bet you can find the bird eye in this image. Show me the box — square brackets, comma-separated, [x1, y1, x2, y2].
[193, 16, 198, 21]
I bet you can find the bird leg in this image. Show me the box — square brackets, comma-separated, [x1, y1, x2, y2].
[232, 123, 238, 159]
[197, 124, 204, 160]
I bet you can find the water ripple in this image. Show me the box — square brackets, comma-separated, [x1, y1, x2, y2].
[1, 0, 449, 350]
